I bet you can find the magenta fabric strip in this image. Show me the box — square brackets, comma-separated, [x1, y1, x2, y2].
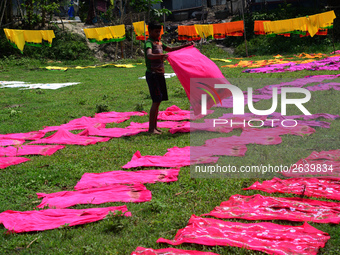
[244, 177, 340, 200]
[158, 105, 191, 121]
[202, 194, 340, 223]
[0, 139, 25, 147]
[122, 147, 219, 169]
[29, 129, 110, 146]
[128, 121, 183, 129]
[157, 215, 330, 255]
[191, 144, 247, 157]
[0, 157, 31, 169]
[0, 131, 45, 140]
[74, 169, 180, 190]
[131, 247, 219, 255]
[0, 206, 131, 233]
[36, 184, 152, 209]
[0, 145, 65, 157]
[78, 126, 146, 138]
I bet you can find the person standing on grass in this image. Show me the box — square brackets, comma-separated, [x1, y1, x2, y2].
[145, 22, 194, 134]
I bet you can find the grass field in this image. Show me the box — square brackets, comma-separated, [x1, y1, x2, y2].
[0, 45, 340, 254]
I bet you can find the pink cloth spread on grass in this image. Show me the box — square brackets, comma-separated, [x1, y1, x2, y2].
[78, 126, 146, 138]
[95, 111, 147, 118]
[41, 116, 107, 132]
[157, 215, 329, 255]
[191, 144, 247, 157]
[0, 157, 31, 169]
[36, 184, 151, 209]
[0, 139, 25, 147]
[205, 134, 282, 147]
[167, 46, 231, 114]
[0, 131, 45, 140]
[158, 105, 191, 121]
[0, 206, 131, 233]
[74, 168, 180, 190]
[202, 194, 340, 223]
[0, 145, 65, 157]
[123, 146, 219, 169]
[29, 129, 110, 146]
[282, 149, 340, 177]
[93, 116, 130, 124]
[131, 247, 219, 255]
[241, 125, 315, 137]
[128, 121, 183, 129]
[244, 177, 340, 200]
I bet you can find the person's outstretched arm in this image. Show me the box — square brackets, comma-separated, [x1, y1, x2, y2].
[164, 42, 195, 52]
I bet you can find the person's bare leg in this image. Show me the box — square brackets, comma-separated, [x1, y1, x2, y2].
[149, 102, 161, 134]
[154, 103, 162, 133]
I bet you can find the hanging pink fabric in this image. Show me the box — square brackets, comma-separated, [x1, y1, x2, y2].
[0, 139, 25, 147]
[0, 157, 31, 169]
[131, 247, 219, 255]
[128, 121, 183, 129]
[74, 168, 180, 190]
[244, 177, 340, 200]
[0, 145, 65, 157]
[157, 215, 330, 255]
[122, 146, 219, 169]
[167, 46, 231, 114]
[29, 129, 110, 146]
[95, 111, 147, 118]
[78, 126, 146, 138]
[0, 131, 45, 140]
[36, 184, 152, 209]
[202, 194, 340, 223]
[0, 206, 131, 233]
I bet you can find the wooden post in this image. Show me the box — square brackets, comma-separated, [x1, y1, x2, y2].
[0, 0, 8, 27]
[163, 6, 166, 32]
[241, 0, 248, 57]
[332, 26, 336, 54]
[144, 14, 146, 45]
[131, 14, 134, 57]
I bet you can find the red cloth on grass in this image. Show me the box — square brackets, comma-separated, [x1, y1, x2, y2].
[0, 206, 131, 233]
[0, 157, 31, 169]
[157, 215, 330, 255]
[167, 46, 231, 115]
[203, 194, 340, 223]
[0, 131, 45, 140]
[95, 111, 147, 118]
[37, 184, 151, 209]
[0, 145, 65, 157]
[29, 129, 110, 146]
[74, 169, 180, 190]
[122, 147, 219, 169]
[244, 177, 340, 200]
[0, 139, 25, 146]
[131, 247, 219, 255]
[78, 126, 146, 138]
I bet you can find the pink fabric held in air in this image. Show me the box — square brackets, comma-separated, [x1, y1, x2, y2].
[0, 145, 65, 157]
[0, 206, 131, 233]
[0, 157, 30, 169]
[157, 215, 330, 255]
[244, 177, 340, 200]
[29, 129, 110, 146]
[131, 247, 219, 255]
[202, 194, 340, 223]
[122, 146, 219, 169]
[36, 184, 151, 208]
[74, 168, 180, 190]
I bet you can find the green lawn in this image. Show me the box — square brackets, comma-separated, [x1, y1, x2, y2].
[0, 48, 340, 254]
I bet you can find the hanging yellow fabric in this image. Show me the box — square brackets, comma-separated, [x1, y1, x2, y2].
[133, 21, 147, 36]
[24, 30, 43, 44]
[41, 30, 56, 45]
[307, 10, 336, 37]
[194, 24, 214, 40]
[4, 29, 25, 52]
[263, 17, 307, 35]
[108, 24, 126, 40]
[95, 27, 113, 41]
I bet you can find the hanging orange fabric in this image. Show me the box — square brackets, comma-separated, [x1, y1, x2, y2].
[178, 25, 200, 41]
[213, 23, 226, 39]
[225, 21, 244, 36]
[254, 20, 270, 35]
